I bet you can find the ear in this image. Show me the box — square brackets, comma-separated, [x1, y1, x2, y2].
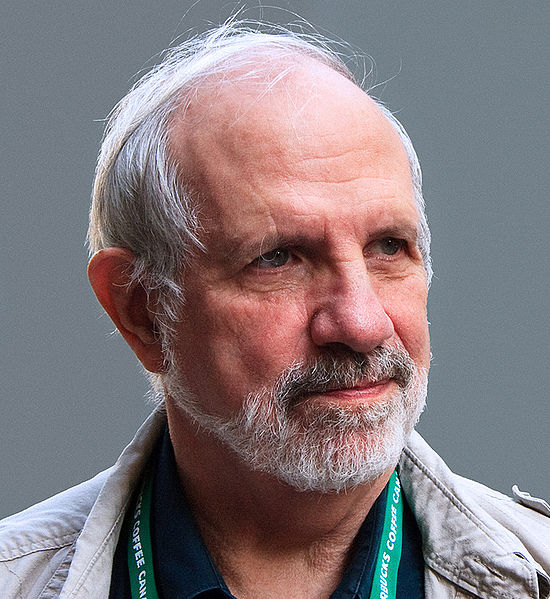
[87, 248, 165, 373]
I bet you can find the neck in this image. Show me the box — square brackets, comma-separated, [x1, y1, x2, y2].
[166, 399, 394, 599]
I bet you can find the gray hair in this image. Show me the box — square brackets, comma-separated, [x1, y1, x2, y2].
[88, 21, 432, 359]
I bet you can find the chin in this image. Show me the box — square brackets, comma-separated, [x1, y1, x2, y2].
[165, 346, 428, 493]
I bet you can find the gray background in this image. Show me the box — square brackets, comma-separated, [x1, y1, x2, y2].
[2, 1, 549, 519]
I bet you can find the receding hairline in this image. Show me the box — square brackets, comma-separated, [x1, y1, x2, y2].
[166, 51, 354, 137]
[165, 51, 403, 193]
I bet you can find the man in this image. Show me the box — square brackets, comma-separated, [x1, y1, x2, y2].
[1, 22, 549, 599]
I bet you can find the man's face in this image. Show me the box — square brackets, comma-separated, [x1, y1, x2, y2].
[165, 62, 430, 490]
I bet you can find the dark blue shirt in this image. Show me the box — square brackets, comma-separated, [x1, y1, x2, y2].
[110, 429, 424, 598]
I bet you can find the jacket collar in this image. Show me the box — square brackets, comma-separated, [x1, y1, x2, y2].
[59, 410, 166, 598]
[400, 431, 549, 599]
[57, 413, 548, 599]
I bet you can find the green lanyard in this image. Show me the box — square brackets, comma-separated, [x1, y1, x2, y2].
[369, 470, 404, 599]
[127, 463, 160, 599]
[126, 467, 403, 599]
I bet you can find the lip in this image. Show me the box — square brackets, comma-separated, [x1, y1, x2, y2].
[307, 379, 394, 403]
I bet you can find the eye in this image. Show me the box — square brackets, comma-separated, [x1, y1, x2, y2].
[250, 248, 291, 269]
[371, 237, 406, 256]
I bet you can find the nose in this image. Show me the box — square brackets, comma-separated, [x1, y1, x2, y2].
[309, 264, 394, 354]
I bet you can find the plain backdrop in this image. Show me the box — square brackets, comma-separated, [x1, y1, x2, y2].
[2, 1, 549, 518]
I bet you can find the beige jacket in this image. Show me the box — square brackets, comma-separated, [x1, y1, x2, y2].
[1, 410, 549, 598]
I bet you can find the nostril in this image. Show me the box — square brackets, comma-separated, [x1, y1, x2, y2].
[321, 341, 359, 355]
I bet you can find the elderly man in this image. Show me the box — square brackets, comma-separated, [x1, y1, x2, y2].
[1, 23, 549, 599]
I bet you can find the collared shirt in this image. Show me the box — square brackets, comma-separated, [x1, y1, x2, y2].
[110, 428, 424, 598]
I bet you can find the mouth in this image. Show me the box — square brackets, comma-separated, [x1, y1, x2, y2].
[303, 378, 395, 403]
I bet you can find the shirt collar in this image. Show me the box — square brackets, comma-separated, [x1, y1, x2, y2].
[335, 485, 386, 598]
[152, 427, 233, 598]
[152, 426, 399, 599]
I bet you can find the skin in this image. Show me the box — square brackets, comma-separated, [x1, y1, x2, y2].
[88, 59, 430, 599]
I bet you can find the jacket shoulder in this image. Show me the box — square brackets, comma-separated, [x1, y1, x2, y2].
[0, 469, 109, 598]
[402, 431, 550, 589]
[512, 485, 550, 518]
[457, 473, 550, 566]
[0, 469, 109, 560]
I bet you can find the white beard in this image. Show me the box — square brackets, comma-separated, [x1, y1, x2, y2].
[164, 345, 428, 493]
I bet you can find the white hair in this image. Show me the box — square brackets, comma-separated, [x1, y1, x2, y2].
[166, 343, 428, 492]
[87, 21, 432, 387]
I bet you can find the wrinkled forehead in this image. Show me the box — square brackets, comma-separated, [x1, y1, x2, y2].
[168, 57, 410, 187]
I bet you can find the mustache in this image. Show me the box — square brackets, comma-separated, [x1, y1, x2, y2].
[272, 345, 414, 407]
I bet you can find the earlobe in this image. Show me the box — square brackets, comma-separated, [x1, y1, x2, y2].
[87, 248, 165, 373]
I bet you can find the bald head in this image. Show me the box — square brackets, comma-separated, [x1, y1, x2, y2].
[169, 58, 414, 257]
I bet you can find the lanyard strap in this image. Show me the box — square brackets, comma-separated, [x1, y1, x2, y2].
[127, 463, 160, 599]
[126, 466, 403, 599]
[369, 470, 404, 599]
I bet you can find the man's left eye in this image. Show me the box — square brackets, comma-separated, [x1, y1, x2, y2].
[372, 237, 406, 256]
[251, 248, 291, 269]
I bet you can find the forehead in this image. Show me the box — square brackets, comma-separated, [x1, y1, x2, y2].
[169, 59, 416, 242]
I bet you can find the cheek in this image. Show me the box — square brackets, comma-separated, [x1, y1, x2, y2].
[382, 279, 430, 367]
[232, 294, 311, 368]
[179, 290, 310, 404]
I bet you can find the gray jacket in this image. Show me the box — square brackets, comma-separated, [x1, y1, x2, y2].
[1, 410, 549, 598]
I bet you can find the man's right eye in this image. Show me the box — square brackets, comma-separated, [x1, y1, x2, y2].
[250, 248, 290, 269]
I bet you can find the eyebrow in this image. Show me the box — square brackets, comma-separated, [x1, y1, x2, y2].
[369, 224, 419, 244]
[220, 220, 420, 264]
[223, 232, 315, 264]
